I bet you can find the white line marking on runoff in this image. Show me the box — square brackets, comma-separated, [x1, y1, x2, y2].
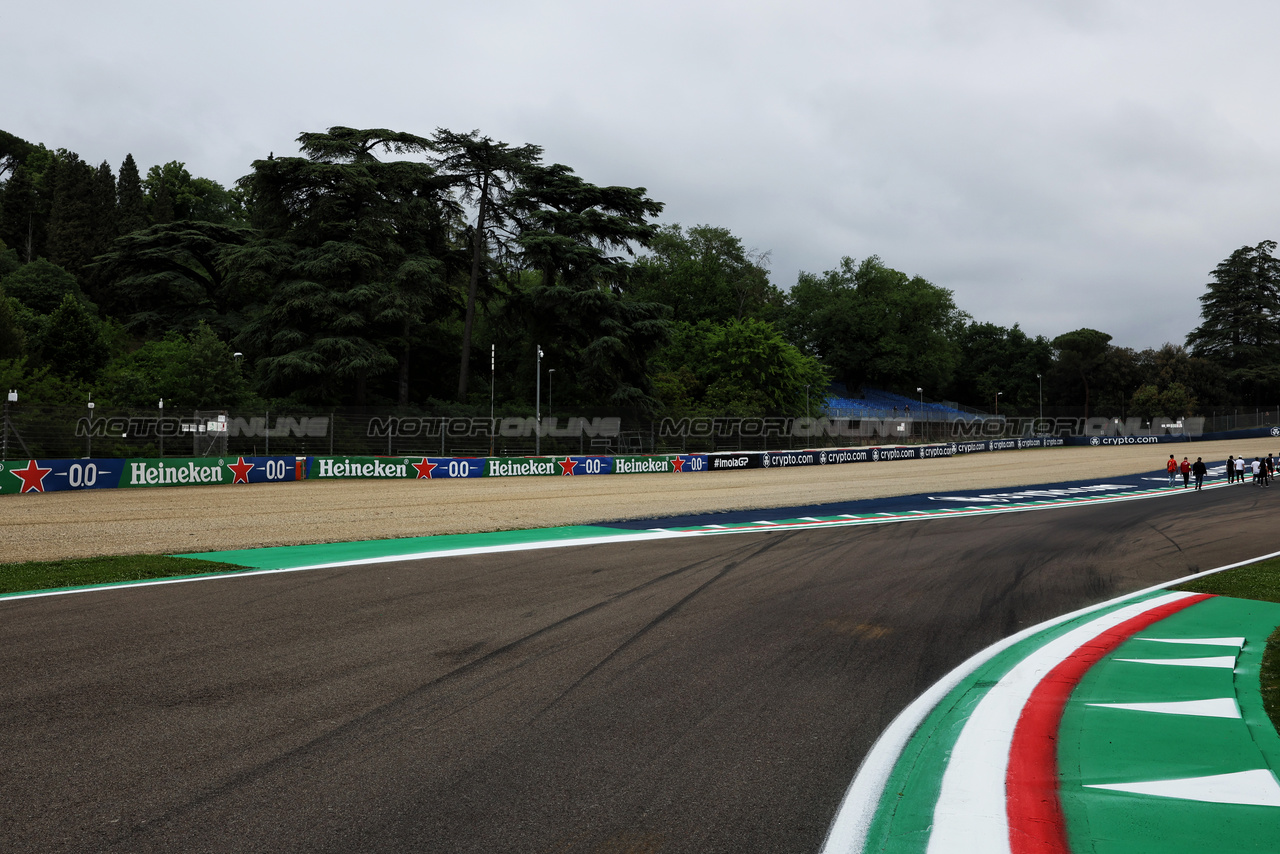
[1116, 656, 1238, 669]
[1084, 769, 1280, 807]
[1085, 699, 1241, 718]
[818, 547, 1280, 854]
[1135, 636, 1245, 647]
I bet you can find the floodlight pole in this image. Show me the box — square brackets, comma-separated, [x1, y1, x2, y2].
[86, 396, 95, 458]
[489, 343, 495, 457]
[3, 389, 15, 462]
[1037, 373, 1043, 432]
[158, 398, 165, 457]
[535, 345, 544, 456]
[917, 387, 923, 440]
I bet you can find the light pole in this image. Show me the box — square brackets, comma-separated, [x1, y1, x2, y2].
[3, 389, 15, 461]
[158, 398, 164, 457]
[548, 368, 555, 423]
[86, 395, 95, 458]
[917, 387, 923, 441]
[489, 343, 495, 457]
[804, 384, 810, 417]
[535, 345, 544, 456]
[1037, 373, 1043, 432]
[995, 391, 1002, 417]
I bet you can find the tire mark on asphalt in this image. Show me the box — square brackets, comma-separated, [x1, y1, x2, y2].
[534, 532, 800, 717]
[112, 547, 742, 843]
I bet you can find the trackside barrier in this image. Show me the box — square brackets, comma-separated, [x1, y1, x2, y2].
[0, 455, 299, 494]
[0, 432, 1243, 495]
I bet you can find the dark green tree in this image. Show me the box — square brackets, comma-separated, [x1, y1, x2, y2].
[91, 220, 258, 337]
[782, 255, 965, 393]
[39, 293, 109, 381]
[236, 127, 457, 404]
[99, 321, 251, 408]
[1051, 328, 1112, 417]
[1, 258, 82, 313]
[632, 224, 780, 323]
[1186, 240, 1280, 397]
[116, 153, 148, 235]
[45, 150, 99, 276]
[650, 318, 830, 417]
[0, 164, 40, 261]
[948, 322, 1053, 413]
[429, 129, 544, 400]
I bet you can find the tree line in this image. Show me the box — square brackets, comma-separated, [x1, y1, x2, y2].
[0, 125, 1276, 421]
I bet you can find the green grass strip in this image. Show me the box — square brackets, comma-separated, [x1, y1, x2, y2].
[0, 554, 250, 597]
[1177, 557, 1280, 603]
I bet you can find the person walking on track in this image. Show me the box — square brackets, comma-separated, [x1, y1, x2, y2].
[1167, 454, 1178, 486]
[1193, 457, 1207, 490]
[1180, 457, 1191, 488]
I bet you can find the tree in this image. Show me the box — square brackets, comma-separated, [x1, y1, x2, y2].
[781, 255, 965, 393]
[1, 258, 82, 313]
[99, 321, 251, 408]
[948, 322, 1053, 413]
[429, 129, 543, 400]
[116, 153, 149, 234]
[92, 220, 258, 337]
[0, 163, 40, 261]
[1186, 240, 1280, 398]
[45, 150, 100, 276]
[39, 293, 109, 382]
[1051, 328, 1112, 417]
[235, 127, 456, 404]
[650, 318, 830, 417]
[631, 224, 780, 323]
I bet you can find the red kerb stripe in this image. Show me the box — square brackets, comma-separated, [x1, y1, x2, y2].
[1005, 593, 1214, 854]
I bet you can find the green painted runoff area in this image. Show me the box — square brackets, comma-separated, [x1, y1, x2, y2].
[181, 524, 644, 570]
[860, 591, 1171, 854]
[1059, 596, 1280, 854]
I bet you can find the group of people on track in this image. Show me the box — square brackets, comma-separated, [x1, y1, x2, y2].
[1172, 453, 1278, 489]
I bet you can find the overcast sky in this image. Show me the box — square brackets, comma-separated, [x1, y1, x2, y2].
[7, 1, 1280, 350]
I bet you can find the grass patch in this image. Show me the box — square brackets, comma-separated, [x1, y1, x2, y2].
[1176, 558, 1280, 739]
[1177, 557, 1280, 604]
[0, 554, 250, 596]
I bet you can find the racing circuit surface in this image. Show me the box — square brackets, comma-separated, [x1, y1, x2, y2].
[2, 478, 1276, 853]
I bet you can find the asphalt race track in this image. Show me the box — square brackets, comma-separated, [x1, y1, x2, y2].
[1, 483, 1274, 853]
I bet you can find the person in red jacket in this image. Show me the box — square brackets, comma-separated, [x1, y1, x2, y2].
[1192, 457, 1207, 490]
[1166, 454, 1178, 486]
[1180, 457, 1191, 488]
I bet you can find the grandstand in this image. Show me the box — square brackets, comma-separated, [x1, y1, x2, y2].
[823, 386, 987, 422]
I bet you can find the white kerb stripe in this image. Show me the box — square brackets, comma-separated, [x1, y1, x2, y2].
[925, 591, 1198, 854]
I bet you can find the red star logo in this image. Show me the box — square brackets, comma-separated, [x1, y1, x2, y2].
[558, 457, 577, 476]
[672, 456, 685, 473]
[413, 458, 437, 479]
[229, 456, 254, 484]
[10, 459, 52, 493]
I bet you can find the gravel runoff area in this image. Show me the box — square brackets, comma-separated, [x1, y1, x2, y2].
[3, 439, 1279, 564]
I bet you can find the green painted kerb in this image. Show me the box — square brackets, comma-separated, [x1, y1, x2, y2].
[179, 524, 645, 570]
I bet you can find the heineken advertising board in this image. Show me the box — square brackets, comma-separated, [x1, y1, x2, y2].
[485, 456, 612, 476]
[612, 454, 707, 474]
[0, 456, 296, 494]
[119, 456, 298, 487]
[0, 458, 127, 494]
[308, 456, 484, 479]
